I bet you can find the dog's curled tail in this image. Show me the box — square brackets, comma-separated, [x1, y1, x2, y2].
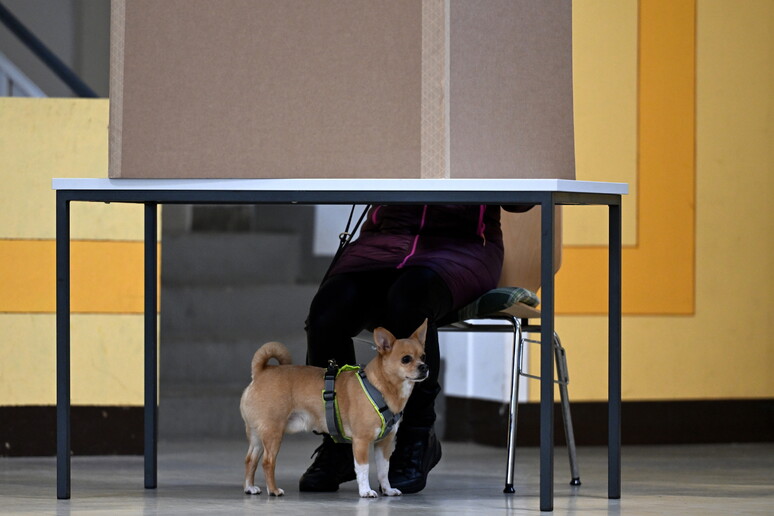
[251, 341, 293, 378]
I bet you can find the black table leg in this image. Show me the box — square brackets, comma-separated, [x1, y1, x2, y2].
[540, 196, 556, 512]
[144, 203, 158, 489]
[56, 192, 70, 499]
[608, 201, 622, 499]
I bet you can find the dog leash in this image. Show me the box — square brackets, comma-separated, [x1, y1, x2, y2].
[323, 360, 402, 444]
[319, 204, 371, 286]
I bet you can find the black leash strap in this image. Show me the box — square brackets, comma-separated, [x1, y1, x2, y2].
[320, 204, 371, 284]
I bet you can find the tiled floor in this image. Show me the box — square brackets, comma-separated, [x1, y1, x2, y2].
[1, 435, 772, 515]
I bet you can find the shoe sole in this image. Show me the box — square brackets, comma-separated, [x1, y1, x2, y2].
[299, 472, 356, 492]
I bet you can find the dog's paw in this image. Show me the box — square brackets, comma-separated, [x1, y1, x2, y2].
[244, 485, 261, 495]
[382, 487, 402, 497]
[269, 488, 285, 497]
[359, 489, 379, 498]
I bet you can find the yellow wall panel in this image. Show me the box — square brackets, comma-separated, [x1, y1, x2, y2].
[530, 0, 774, 402]
[0, 239, 159, 313]
[0, 98, 156, 241]
[533, 311, 774, 402]
[1, 99, 154, 406]
[0, 314, 56, 405]
[568, 0, 638, 247]
[0, 314, 145, 406]
[557, 0, 696, 316]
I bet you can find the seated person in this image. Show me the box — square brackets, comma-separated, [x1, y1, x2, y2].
[301, 203, 530, 493]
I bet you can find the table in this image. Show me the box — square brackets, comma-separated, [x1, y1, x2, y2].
[52, 178, 627, 511]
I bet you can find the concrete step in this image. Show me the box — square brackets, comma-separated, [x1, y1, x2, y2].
[160, 284, 319, 341]
[158, 331, 381, 386]
[159, 331, 309, 385]
[158, 206, 327, 440]
[159, 381, 246, 439]
[161, 232, 302, 286]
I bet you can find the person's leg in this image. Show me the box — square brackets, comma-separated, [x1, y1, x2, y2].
[305, 272, 372, 368]
[380, 267, 451, 426]
[301, 267, 454, 493]
[379, 267, 453, 493]
[300, 270, 389, 492]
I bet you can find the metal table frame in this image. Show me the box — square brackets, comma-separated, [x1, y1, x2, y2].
[53, 178, 625, 512]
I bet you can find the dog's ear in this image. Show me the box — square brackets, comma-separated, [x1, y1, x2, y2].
[411, 318, 428, 346]
[373, 327, 396, 354]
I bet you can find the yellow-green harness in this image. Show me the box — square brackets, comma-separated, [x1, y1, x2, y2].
[322, 362, 402, 444]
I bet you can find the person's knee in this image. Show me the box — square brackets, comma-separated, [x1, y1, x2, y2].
[382, 296, 443, 339]
[384, 269, 452, 333]
[306, 306, 348, 338]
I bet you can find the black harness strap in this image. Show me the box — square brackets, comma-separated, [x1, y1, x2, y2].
[321, 361, 402, 444]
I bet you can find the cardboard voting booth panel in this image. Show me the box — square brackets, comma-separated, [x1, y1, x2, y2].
[109, 0, 574, 180]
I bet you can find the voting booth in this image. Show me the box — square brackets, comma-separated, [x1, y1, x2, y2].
[109, 0, 574, 181]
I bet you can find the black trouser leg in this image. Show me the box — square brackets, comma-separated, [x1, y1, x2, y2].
[306, 267, 452, 426]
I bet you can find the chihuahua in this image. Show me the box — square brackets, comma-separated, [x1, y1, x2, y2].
[239, 319, 428, 498]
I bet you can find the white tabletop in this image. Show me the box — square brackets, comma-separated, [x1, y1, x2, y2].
[52, 178, 628, 195]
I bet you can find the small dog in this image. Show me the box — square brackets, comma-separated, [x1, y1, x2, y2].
[239, 319, 428, 498]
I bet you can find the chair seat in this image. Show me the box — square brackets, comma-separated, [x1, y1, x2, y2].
[491, 302, 542, 320]
[454, 286, 540, 323]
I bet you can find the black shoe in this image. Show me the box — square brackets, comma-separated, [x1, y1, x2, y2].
[388, 426, 442, 494]
[299, 435, 356, 492]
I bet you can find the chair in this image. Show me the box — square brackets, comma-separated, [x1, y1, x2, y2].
[439, 208, 581, 493]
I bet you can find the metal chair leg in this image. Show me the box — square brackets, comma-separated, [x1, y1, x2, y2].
[448, 317, 581, 492]
[503, 316, 523, 494]
[554, 332, 581, 485]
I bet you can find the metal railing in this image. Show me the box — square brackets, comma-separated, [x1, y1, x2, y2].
[0, 49, 44, 96]
[0, 1, 97, 97]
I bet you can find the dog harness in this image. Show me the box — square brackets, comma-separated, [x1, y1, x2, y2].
[322, 361, 402, 444]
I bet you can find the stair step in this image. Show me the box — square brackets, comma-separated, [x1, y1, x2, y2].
[159, 331, 309, 384]
[159, 382, 246, 439]
[162, 232, 302, 286]
[158, 205, 328, 440]
[161, 284, 319, 341]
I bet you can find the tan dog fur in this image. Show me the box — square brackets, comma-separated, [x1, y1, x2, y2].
[239, 319, 428, 498]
